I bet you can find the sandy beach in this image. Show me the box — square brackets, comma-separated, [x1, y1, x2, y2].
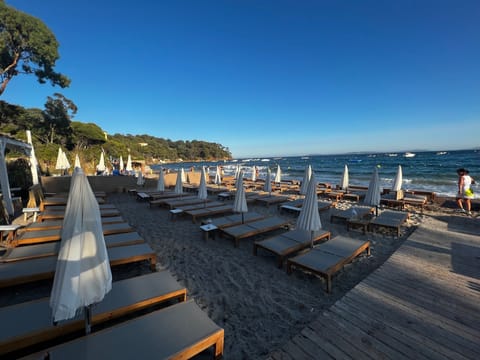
[1, 188, 478, 359]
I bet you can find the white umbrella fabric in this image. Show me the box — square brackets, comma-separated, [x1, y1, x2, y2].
[181, 168, 187, 183]
[174, 169, 183, 194]
[214, 165, 222, 186]
[97, 152, 106, 173]
[363, 167, 381, 215]
[232, 170, 248, 223]
[198, 166, 208, 205]
[126, 154, 133, 173]
[392, 165, 403, 192]
[299, 164, 312, 195]
[74, 154, 81, 169]
[340, 164, 349, 190]
[251, 166, 256, 182]
[156, 167, 165, 192]
[119, 156, 124, 172]
[62, 151, 70, 170]
[50, 167, 112, 334]
[296, 174, 322, 248]
[264, 168, 272, 194]
[274, 164, 281, 183]
[55, 147, 64, 170]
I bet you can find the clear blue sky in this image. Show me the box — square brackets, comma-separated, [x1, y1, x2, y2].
[3, 0, 480, 158]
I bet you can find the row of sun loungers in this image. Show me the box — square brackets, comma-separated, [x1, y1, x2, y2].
[1, 196, 225, 359]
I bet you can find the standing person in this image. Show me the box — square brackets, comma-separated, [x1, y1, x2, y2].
[456, 168, 475, 215]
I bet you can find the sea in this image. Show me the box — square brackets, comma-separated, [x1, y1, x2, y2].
[151, 149, 480, 198]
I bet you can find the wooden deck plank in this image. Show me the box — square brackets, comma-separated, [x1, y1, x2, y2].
[269, 217, 480, 359]
[364, 268, 480, 332]
[336, 295, 451, 360]
[352, 284, 479, 359]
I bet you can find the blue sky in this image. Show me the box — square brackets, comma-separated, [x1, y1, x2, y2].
[3, 0, 480, 158]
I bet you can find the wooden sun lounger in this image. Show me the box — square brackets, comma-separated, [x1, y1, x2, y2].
[287, 236, 371, 293]
[185, 204, 234, 223]
[41, 196, 105, 210]
[176, 201, 224, 212]
[149, 195, 197, 208]
[162, 197, 212, 210]
[204, 212, 266, 229]
[221, 216, 290, 247]
[44, 204, 117, 211]
[369, 210, 409, 237]
[0, 232, 145, 263]
[279, 200, 333, 215]
[149, 191, 189, 200]
[0, 271, 186, 357]
[254, 229, 331, 267]
[13, 222, 134, 246]
[0, 243, 157, 288]
[255, 194, 292, 207]
[38, 208, 121, 222]
[23, 216, 125, 232]
[24, 299, 224, 360]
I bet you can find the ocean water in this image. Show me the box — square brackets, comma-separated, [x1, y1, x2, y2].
[151, 149, 480, 197]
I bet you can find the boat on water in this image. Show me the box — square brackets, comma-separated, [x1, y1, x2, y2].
[387, 153, 398, 157]
[403, 152, 416, 158]
[436, 151, 447, 155]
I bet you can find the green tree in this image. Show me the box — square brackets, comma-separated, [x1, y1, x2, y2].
[0, 1, 70, 96]
[41, 93, 77, 146]
[71, 121, 106, 150]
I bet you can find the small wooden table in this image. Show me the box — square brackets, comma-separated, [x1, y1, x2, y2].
[200, 223, 217, 241]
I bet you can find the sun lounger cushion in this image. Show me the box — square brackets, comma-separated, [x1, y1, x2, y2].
[0, 271, 186, 357]
[25, 300, 224, 360]
[207, 212, 265, 229]
[287, 236, 370, 292]
[0, 232, 145, 263]
[370, 211, 409, 236]
[254, 229, 331, 267]
[14, 222, 134, 246]
[0, 243, 156, 288]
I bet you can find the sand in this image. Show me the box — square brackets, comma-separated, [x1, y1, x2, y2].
[1, 190, 478, 359]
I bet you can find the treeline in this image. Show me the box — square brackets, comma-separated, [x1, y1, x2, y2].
[0, 99, 232, 174]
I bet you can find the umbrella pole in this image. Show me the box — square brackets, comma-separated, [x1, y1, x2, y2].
[85, 305, 92, 334]
[242, 212, 244, 224]
[310, 230, 314, 249]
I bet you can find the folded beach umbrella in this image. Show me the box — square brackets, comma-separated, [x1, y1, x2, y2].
[198, 166, 208, 206]
[156, 167, 165, 192]
[233, 170, 248, 223]
[119, 156, 124, 171]
[392, 165, 403, 192]
[97, 151, 106, 173]
[174, 168, 183, 194]
[126, 154, 133, 173]
[274, 164, 282, 183]
[363, 167, 381, 216]
[299, 164, 312, 195]
[50, 167, 112, 334]
[62, 151, 71, 170]
[55, 147, 64, 171]
[181, 168, 187, 183]
[264, 168, 272, 194]
[74, 154, 81, 169]
[296, 173, 322, 248]
[251, 166, 256, 182]
[340, 164, 349, 190]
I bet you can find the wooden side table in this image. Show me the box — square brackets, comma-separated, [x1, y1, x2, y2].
[200, 223, 218, 241]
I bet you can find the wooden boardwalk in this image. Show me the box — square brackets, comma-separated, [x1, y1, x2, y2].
[268, 216, 480, 359]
